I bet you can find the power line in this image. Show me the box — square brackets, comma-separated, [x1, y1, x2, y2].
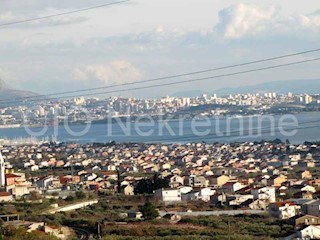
[0, 0, 130, 28]
[1, 48, 320, 103]
[1, 56, 317, 106]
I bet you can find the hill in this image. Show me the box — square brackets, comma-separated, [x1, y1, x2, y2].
[215, 79, 320, 96]
[0, 78, 39, 103]
[172, 79, 320, 97]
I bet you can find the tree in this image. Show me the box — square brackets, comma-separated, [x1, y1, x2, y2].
[117, 169, 122, 194]
[134, 179, 153, 195]
[134, 173, 169, 195]
[152, 173, 169, 190]
[30, 191, 42, 201]
[75, 191, 86, 199]
[139, 202, 159, 220]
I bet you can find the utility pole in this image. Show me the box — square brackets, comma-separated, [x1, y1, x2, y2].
[228, 217, 231, 240]
[0, 150, 5, 188]
[97, 222, 102, 240]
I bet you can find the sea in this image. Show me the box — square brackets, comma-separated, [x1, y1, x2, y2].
[0, 112, 320, 144]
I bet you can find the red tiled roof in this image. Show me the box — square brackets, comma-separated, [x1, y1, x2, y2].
[5, 173, 21, 178]
[0, 192, 11, 197]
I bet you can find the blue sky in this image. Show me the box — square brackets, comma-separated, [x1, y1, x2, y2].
[0, 0, 319, 98]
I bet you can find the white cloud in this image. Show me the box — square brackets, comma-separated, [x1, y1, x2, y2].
[217, 4, 278, 39]
[217, 4, 320, 39]
[72, 61, 144, 84]
[299, 11, 320, 29]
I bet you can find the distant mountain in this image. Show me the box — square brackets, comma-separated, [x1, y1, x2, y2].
[214, 79, 320, 96]
[0, 78, 39, 103]
[171, 90, 205, 98]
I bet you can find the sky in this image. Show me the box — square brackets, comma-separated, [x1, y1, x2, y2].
[0, 0, 319, 98]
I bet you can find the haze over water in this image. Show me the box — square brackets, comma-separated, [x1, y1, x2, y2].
[0, 112, 319, 144]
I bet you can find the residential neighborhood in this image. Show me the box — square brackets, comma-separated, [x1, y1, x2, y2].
[1, 140, 320, 238]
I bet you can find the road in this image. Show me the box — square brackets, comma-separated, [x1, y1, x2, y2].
[72, 227, 91, 240]
[46, 200, 99, 214]
[160, 209, 266, 217]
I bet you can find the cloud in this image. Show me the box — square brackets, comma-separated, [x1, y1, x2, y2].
[217, 4, 278, 39]
[299, 11, 320, 29]
[72, 61, 144, 84]
[217, 4, 320, 39]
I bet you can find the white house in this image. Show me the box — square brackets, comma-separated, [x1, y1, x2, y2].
[269, 202, 300, 219]
[179, 186, 193, 194]
[0, 192, 13, 202]
[182, 188, 215, 202]
[223, 181, 246, 192]
[198, 188, 216, 202]
[227, 194, 254, 207]
[30, 165, 39, 171]
[301, 185, 316, 193]
[249, 199, 269, 210]
[251, 187, 276, 203]
[154, 188, 181, 203]
[285, 225, 320, 240]
[169, 175, 184, 188]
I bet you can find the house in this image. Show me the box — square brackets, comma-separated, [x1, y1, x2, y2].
[284, 225, 320, 240]
[249, 199, 269, 210]
[223, 181, 245, 193]
[182, 188, 215, 202]
[25, 222, 64, 239]
[37, 176, 55, 190]
[0, 192, 13, 202]
[212, 192, 227, 206]
[208, 175, 230, 187]
[293, 215, 320, 228]
[154, 188, 181, 203]
[13, 185, 30, 199]
[279, 186, 287, 196]
[127, 210, 143, 219]
[121, 184, 134, 196]
[60, 175, 80, 184]
[251, 187, 276, 203]
[5, 173, 24, 186]
[269, 202, 300, 219]
[179, 186, 193, 194]
[184, 175, 207, 187]
[302, 199, 320, 216]
[298, 170, 312, 180]
[267, 175, 287, 187]
[309, 179, 320, 187]
[301, 185, 316, 193]
[293, 191, 313, 199]
[167, 175, 184, 188]
[162, 213, 181, 223]
[227, 194, 254, 208]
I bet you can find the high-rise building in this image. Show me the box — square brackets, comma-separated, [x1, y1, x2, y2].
[38, 106, 45, 116]
[301, 94, 313, 104]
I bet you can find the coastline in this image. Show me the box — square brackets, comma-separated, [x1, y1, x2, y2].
[0, 110, 317, 130]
